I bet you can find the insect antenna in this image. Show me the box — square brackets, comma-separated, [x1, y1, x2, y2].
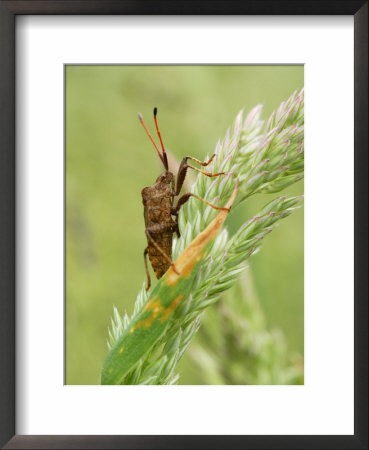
[138, 112, 166, 168]
[153, 107, 168, 171]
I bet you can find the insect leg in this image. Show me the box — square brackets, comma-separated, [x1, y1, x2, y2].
[169, 209, 181, 238]
[144, 247, 151, 291]
[184, 154, 216, 167]
[146, 225, 180, 275]
[176, 156, 225, 195]
[173, 193, 230, 214]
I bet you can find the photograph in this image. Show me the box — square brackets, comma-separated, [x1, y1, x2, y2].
[1, 1, 366, 447]
[65, 65, 304, 385]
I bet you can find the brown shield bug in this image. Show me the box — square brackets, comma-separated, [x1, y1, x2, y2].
[139, 108, 229, 290]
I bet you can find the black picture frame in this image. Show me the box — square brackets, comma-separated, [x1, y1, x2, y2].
[0, 1, 367, 449]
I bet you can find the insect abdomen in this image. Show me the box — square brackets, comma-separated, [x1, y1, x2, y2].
[148, 231, 173, 279]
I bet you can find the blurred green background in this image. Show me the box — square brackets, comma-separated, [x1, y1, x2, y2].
[66, 65, 304, 385]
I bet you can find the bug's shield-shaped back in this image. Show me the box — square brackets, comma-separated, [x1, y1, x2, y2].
[101, 180, 239, 385]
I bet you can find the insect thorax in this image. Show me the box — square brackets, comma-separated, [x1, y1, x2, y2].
[142, 181, 174, 228]
[141, 181, 173, 203]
